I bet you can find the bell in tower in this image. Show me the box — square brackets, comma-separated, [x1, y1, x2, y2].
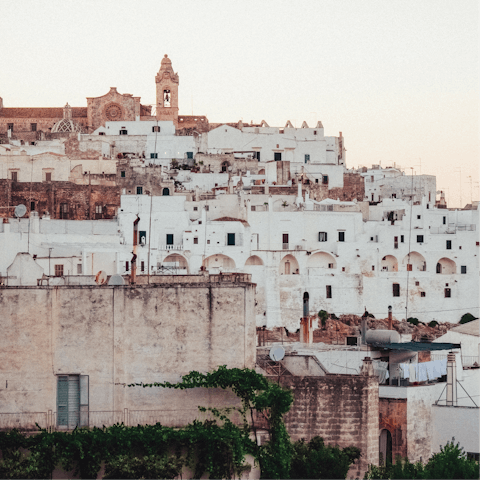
[155, 54, 179, 127]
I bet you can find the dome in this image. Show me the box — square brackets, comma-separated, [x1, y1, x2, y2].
[51, 118, 83, 133]
[161, 54, 172, 65]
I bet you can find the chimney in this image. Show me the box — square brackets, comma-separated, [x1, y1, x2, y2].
[446, 353, 457, 406]
[388, 305, 393, 330]
[361, 357, 374, 376]
[361, 309, 369, 344]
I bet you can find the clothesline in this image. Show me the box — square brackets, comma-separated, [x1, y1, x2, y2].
[399, 359, 447, 382]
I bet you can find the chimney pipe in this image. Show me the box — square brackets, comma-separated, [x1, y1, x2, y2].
[388, 305, 393, 330]
[446, 352, 457, 406]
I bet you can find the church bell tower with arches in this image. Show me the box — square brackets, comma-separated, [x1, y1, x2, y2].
[155, 54, 179, 127]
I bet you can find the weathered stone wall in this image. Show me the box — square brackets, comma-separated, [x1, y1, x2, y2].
[308, 173, 365, 202]
[0, 180, 120, 219]
[0, 281, 256, 417]
[280, 374, 379, 479]
[379, 398, 408, 460]
[116, 161, 175, 196]
[196, 153, 260, 175]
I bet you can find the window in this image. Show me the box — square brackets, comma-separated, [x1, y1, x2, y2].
[95, 205, 102, 214]
[194, 237, 198, 244]
[205, 205, 209, 211]
[443, 216, 446, 225]
[394, 236, 398, 249]
[338, 231, 345, 242]
[346, 337, 358, 346]
[45, 172, 52, 182]
[415, 281, 420, 286]
[119, 130, 128, 135]
[407, 264, 412, 271]
[393, 283, 400, 297]
[141, 261, 145, 272]
[417, 215, 421, 220]
[30, 123, 37, 132]
[400, 235, 404, 243]
[461, 266, 467, 274]
[318, 232, 328, 242]
[125, 261, 129, 271]
[315, 178, 318, 184]
[227, 233, 235, 246]
[152, 126, 161, 132]
[444, 288, 451, 298]
[55, 264, 64, 277]
[313, 130, 317, 135]
[7, 123, 13, 132]
[282, 233, 289, 249]
[392, 194, 396, 198]
[416, 235, 424, 243]
[77, 264, 82, 274]
[30, 201, 35, 211]
[446, 240, 451, 250]
[166, 234, 174, 245]
[304, 154, 310, 163]
[99, 132, 105, 136]
[136, 186, 143, 195]
[139, 231, 147, 245]
[342, 267, 345, 272]
[150, 153, 158, 159]
[57, 375, 89, 428]
[326, 285, 332, 298]
[421, 291, 426, 297]
[163, 89, 171, 107]
[436, 263, 441, 274]
[255, 151, 260, 161]
[120, 170, 126, 178]
[193, 206, 198, 211]
[187, 152, 193, 159]
[274, 152, 282, 161]
[11, 171, 17, 182]
[162, 188, 170, 196]
[322, 175, 328, 185]
[372, 265, 375, 271]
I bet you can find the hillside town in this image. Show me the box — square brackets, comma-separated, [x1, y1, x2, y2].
[0, 55, 478, 478]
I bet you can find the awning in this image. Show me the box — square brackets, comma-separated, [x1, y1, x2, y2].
[371, 342, 461, 351]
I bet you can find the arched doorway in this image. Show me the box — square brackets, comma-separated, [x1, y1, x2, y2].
[280, 254, 300, 275]
[162, 188, 170, 196]
[436, 257, 456, 274]
[379, 429, 392, 465]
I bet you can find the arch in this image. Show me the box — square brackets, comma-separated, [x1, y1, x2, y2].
[221, 161, 230, 173]
[280, 254, 300, 275]
[162, 187, 170, 196]
[402, 252, 426, 272]
[379, 429, 392, 465]
[162, 253, 189, 273]
[436, 257, 456, 274]
[204, 254, 236, 272]
[303, 292, 309, 317]
[307, 251, 336, 269]
[245, 255, 264, 266]
[381, 255, 398, 272]
[258, 169, 265, 175]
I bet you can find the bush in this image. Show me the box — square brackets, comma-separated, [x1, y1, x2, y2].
[318, 310, 328, 327]
[428, 320, 438, 328]
[290, 436, 360, 479]
[407, 317, 419, 326]
[460, 313, 478, 324]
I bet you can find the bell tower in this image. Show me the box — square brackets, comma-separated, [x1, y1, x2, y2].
[155, 54, 179, 127]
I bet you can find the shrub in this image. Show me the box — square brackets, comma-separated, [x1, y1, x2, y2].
[460, 313, 478, 324]
[407, 317, 419, 326]
[428, 320, 438, 328]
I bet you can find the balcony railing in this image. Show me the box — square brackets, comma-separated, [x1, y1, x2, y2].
[159, 244, 184, 251]
[282, 243, 289, 250]
[0, 408, 244, 432]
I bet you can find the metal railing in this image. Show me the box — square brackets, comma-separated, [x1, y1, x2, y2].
[430, 354, 479, 367]
[0, 412, 48, 431]
[282, 243, 289, 250]
[158, 244, 184, 251]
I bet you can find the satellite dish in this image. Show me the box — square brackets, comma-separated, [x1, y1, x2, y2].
[95, 270, 108, 285]
[269, 346, 285, 362]
[14, 204, 27, 218]
[108, 274, 125, 286]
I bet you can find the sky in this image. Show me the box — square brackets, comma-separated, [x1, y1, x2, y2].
[1, 0, 478, 207]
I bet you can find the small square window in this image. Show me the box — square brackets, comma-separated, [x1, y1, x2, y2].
[304, 154, 310, 164]
[45, 172, 52, 182]
[227, 233, 235, 246]
[31, 123, 37, 132]
[338, 231, 345, 242]
[194, 237, 198, 244]
[400, 235, 404, 243]
[166, 234, 174, 245]
[187, 152, 193, 159]
[206, 239, 210, 244]
[319, 232, 327, 242]
[315, 178, 318, 183]
[30, 201, 35, 211]
[193, 206, 198, 211]
[326, 285, 332, 298]
[150, 153, 158, 159]
[415, 281, 420, 286]
[417, 235, 424, 243]
[11, 171, 18, 182]
[372, 265, 375, 271]
[342, 267, 345, 272]
[136, 186, 143, 195]
[55, 265, 64, 277]
[152, 126, 161, 132]
[119, 130, 128, 135]
[205, 206, 209, 211]
[446, 240, 451, 250]
[120, 171, 126, 178]
[417, 215, 421, 220]
[461, 266, 467, 274]
[407, 264, 412, 271]
[322, 175, 328, 185]
[393, 283, 400, 297]
[421, 291, 426, 297]
[444, 288, 451, 298]
[274, 152, 282, 161]
[7, 123, 14, 131]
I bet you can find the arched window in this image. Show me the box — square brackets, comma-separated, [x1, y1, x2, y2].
[436, 263, 441, 274]
[162, 188, 170, 196]
[303, 292, 309, 318]
[379, 429, 392, 465]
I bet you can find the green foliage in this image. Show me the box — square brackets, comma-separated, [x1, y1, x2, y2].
[318, 310, 328, 327]
[407, 317, 420, 326]
[290, 436, 360, 479]
[103, 454, 183, 479]
[428, 320, 439, 328]
[460, 313, 478, 324]
[364, 439, 479, 479]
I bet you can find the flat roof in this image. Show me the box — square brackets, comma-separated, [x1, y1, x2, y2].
[372, 342, 461, 352]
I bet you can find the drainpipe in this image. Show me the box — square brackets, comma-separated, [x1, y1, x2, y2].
[446, 352, 457, 406]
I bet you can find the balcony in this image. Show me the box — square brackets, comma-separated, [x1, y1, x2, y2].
[282, 243, 289, 250]
[159, 244, 183, 251]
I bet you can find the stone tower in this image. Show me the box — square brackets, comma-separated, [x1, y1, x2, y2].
[155, 54, 179, 127]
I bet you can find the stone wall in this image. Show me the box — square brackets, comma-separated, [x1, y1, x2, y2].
[280, 374, 379, 479]
[0, 180, 120, 219]
[0, 280, 256, 416]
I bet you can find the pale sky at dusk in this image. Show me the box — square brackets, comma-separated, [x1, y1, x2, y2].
[2, 0, 478, 207]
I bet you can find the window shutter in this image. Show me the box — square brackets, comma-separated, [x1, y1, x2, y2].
[57, 376, 69, 426]
[79, 375, 89, 427]
[68, 376, 80, 428]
